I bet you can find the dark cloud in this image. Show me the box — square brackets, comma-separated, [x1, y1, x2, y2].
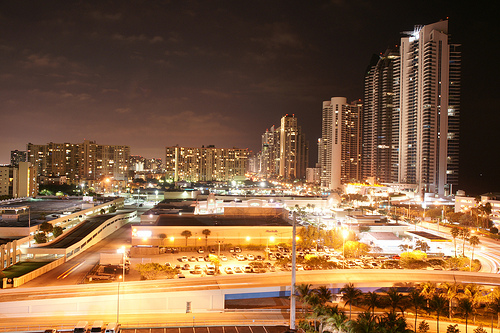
[0, 1, 498, 194]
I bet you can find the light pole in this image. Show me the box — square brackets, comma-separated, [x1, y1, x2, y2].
[342, 229, 349, 269]
[28, 206, 31, 247]
[117, 246, 126, 282]
[217, 241, 223, 257]
[116, 246, 126, 324]
[490, 288, 494, 333]
[290, 212, 297, 330]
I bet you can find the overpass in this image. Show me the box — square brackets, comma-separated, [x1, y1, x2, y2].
[0, 270, 499, 319]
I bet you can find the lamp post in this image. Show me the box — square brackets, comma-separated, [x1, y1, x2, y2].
[490, 288, 494, 333]
[28, 206, 31, 247]
[217, 241, 223, 257]
[290, 212, 297, 330]
[116, 246, 126, 324]
[117, 246, 126, 281]
[342, 229, 349, 269]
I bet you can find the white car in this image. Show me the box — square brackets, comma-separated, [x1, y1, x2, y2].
[224, 267, 233, 274]
[247, 254, 255, 261]
[220, 255, 228, 261]
[233, 266, 243, 273]
[236, 254, 245, 261]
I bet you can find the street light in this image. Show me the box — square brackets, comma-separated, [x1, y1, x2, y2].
[116, 246, 126, 324]
[217, 241, 223, 257]
[117, 246, 126, 282]
[342, 229, 349, 269]
[490, 288, 494, 333]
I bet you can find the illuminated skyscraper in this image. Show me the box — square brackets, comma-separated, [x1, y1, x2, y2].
[363, 20, 460, 196]
[362, 47, 400, 184]
[165, 145, 248, 182]
[27, 140, 130, 183]
[399, 20, 460, 196]
[321, 98, 363, 189]
[260, 125, 280, 177]
[278, 115, 308, 181]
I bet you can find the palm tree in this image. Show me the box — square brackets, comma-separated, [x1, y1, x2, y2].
[459, 228, 471, 256]
[323, 311, 349, 333]
[385, 287, 407, 316]
[487, 295, 500, 328]
[158, 233, 167, 246]
[315, 285, 332, 304]
[295, 283, 311, 303]
[468, 235, 480, 270]
[408, 288, 426, 331]
[363, 291, 382, 316]
[349, 311, 377, 333]
[464, 284, 483, 323]
[296, 283, 312, 308]
[313, 304, 343, 332]
[377, 312, 413, 333]
[429, 294, 447, 333]
[180, 230, 192, 246]
[450, 227, 460, 257]
[340, 282, 363, 320]
[202, 229, 211, 247]
[420, 281, 437, 311]
[440, 281, 460, 319]
[457, 297, 474, 333]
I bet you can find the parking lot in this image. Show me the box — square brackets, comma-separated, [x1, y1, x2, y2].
[127, 246, 395, 280]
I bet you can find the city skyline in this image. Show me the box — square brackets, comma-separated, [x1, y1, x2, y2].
[0, 1, 498, 195]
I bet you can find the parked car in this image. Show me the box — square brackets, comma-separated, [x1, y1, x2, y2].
[235, 247, 242, 253]
[189, 256, 197, 262]
[206, 264, 216, 275]
[197, 248, 204, 254]
[197, 256, 204, 262]
[247, 254, 255, 261]
[190, 265, 202, 274]
[220, 255, 228, 261]
[233, 266, 243, 273]
[224, 267, 234, 274]
[244, 265, 253, 273]
[180, 256, 188, 262]
[236, 254, 245, 261]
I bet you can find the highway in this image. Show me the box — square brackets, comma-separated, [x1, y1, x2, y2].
[2, 269, 500, 303]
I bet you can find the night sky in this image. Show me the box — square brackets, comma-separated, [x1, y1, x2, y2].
[0, 1, 498, 195]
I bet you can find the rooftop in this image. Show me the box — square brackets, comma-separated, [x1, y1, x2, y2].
[405, 231, 450, 242]
[156, 214, 291, 227]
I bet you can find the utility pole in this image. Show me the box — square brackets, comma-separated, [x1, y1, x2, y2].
[290, 212, 296, 330]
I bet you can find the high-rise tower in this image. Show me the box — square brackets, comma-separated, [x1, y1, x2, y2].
[321, 98, 363, 189]
[363, 20, 460, 196]
[278, 115, 308, 181]
[399, 20, 460, 196]
[362, 48, 400, 184]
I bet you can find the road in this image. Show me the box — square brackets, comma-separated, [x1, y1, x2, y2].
[3, 270, 500, 304]
[21, 222, 132, 287]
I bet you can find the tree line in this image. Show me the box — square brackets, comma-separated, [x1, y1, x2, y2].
[296, 282, 500, 333]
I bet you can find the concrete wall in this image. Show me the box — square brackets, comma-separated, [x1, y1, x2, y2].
[12, 257, 66, 287]
[0, 284, 289, 317]
[132, 225, 293, 248]
[23, 210, 137, 260]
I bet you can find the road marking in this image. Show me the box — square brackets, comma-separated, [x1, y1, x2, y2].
[57, 262, 85, 279]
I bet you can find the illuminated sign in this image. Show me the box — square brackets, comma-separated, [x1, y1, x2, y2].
[136, 230, 152, 238]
